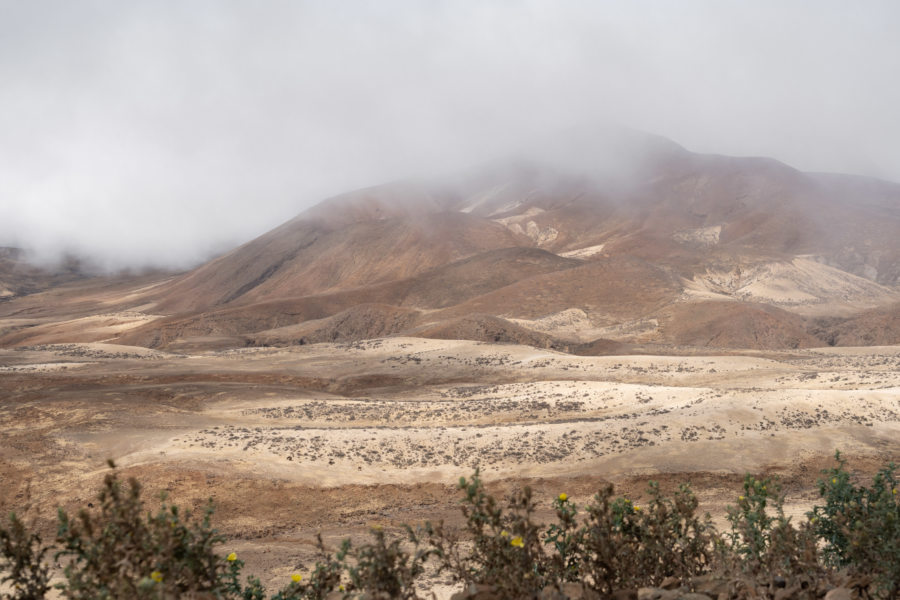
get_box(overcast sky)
[2,1,899,271]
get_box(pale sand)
[683,258,900,316]
[4,337,900,598]
[559,244,606,259]
[82,336,900,487]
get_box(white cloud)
[1,0,898,269]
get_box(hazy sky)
[2,1,899,270]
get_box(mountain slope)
[0,247,87,300]
[811,301,900,346]
[5,127,900,352]
[156,211,527,313]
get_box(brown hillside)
[116,292,376,349]
[814,301,900,346]
[434,256,684,321]
[659,301,822,349]
[249,304,421,346]
[6,128,900,352]
[391,247,580,309]
[156,211,526,313]
[152,130,900,319]
[414,314,564,349]
[117,248,580,349]
[0,247,87,300]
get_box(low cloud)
[2,1,898,270]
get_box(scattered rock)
[450,583,502,600]
[824,588,852,600]
[773,585,801,600]
[637,589,712,600]
[660,576,680,590]
[637,588,679,600]
[539,582,603,599]
[690,574,730,597]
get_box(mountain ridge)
[3,128,900,351]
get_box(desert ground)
[2,336,899,594]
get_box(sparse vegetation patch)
[2,454,899,599]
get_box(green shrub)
[580,481,716,592]
[268,534,342,600]
[724,474,825,597]
[0,512,51,600]
[425,471,549,597]
[53,463,262,599]
[3,454,900,599]
[810,452,900,596]
[543,491,583,583]
[338,525,433,599]
[579,483,643,592]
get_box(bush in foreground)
[1,453,898,599]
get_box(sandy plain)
[2,337,900,594]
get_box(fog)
[1,1,899,271]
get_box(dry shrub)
[3,454,900,599]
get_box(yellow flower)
[500,530,509,538]
[739,495,745,501]
[227,552,237,562]
[291,574,302,583]
[558,493,568,502]
[339,585,345,592]
[634,505,641,511]
[510,536,524,548]
[150,571,163,583]
[832,478,838,484]
[893,488,897,495]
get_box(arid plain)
[3,333,900,591]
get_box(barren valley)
[2,131,900,594]
[2,336,899,592]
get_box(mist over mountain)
[3,3,900,350]
[3,127,899,352]
[2,2,900,270]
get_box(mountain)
[0,247,87,301]
[3,127,900,351]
